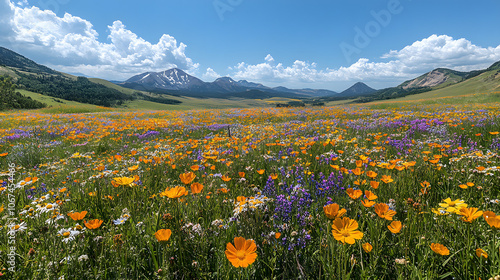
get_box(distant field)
[16,88,281,113]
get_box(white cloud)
[264,54,274,63]
[0,0,198,80]
[0,0,15,41]
[382,34,500,71]
[202,67,221,81]
[229,35,500,88]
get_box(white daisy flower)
[57,228,81,243]
[9,221,27,232]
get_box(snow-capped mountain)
[119,68,338,98]
[124,68,206,91]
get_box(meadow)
[1,103,500,279]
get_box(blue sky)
[1,0,500,91]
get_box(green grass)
[122,97,275,110]
[88,78,141,96]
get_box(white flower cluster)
[181,223,203,238]
[232,194,272,217]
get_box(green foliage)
[16,73,136,107]
[133,91,182,105]
[0,75,46,110]
[356,87,433,103]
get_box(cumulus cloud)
[229,35,500,87]
[0,0,198,80]
[202,67,221,81]
[382,34,500,71]
[0,0,15,41]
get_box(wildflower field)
[1,104,500,279]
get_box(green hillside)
[393,68,500,101]
[0,76,46,110]
[0,47,58,74]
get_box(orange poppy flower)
[238,172,245,178]
[160,186,188,199]
[476,248,488,258]
[225,237,257,268]
[331,217,364,244]
[128,165,139,172]
[190,182,204,194]
[483,211,496,220]
[351,168,363,176]
[366,171,377,178]
[68,211,87,221]
[190,165,200,171]
[430,243,450,255]
[489,131,499,135]
[486,216,500,229]
[257,169,265,175]
[381,175,393,183]
[353,179,366,186]
[374,203,396,220]
[458,207,483,223]
[270,174,278,180]
[361,199,375,208]
[155,229,172,242]
[85,219,103,229]
[330,165,340,170]
[221,175,231,182]
[387,221,402,234]
[370,181,380,189]
[362,242,373,253]
[364,190,377,200]
[346,188,363,200]
[323,203,347,219]
[180,172,196,185]
[218,188,229,193]
[236,196,247,205]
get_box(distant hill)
[119,68,336,98]
[353,61,500,103]
[337,82,376,97]
[0,46,180,107]
[272,86,337,97]
[399,68,470,90]
[0,47,58,75]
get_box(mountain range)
[118,68,341,98]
